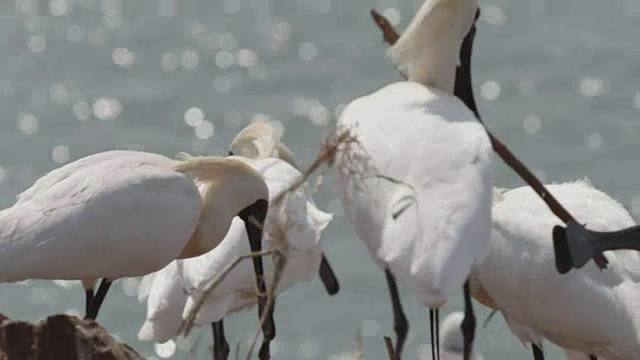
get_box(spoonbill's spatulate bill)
[334,0,488,358]
[138,157,332,360]
[553,221,640,273]
[0,150,269,322]
[473,181,640,360]
[228,119,340,296]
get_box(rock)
[0,314,144,360]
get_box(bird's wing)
[183,293,236,325]
[336,82,492,306]
[0,151,202,282]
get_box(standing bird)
[0,150,270,322]
[472,180,640,360]
[333,0,490,359]
[228,120,340,296]
[421,311,483,360]
[138,156,333,360]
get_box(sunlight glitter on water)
[299,42,318,62]
[184,107,205,127]
[17,113,39,135]
[480,80,501,101]
[112,47,136,68]
[160,52,179,72]
[215,50,235,69]
[52,145,70,164]
[194,120,215,140]
[523,114,542,134]
[179,49,200,70]
[28,35,47,54]
[579,77,606,97]
[92,98,122,120]
[482,4,507,26]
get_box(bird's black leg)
[85,289,94,315]
[532,344,544,360]
[84,278,112,320]
[430,309,441,360]
[384,269,408,359]
[589,356,597,360]
[318,254,340,295]
[212,319,230,360]
[257,297,276,360]
[239,200,274,360]
[435,309,440,360]
[461,281,476,360]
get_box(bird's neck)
[390,0,475,93]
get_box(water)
[0,0,638,358]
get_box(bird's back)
[0,150,202,282]
[335,81,492,307]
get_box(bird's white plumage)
[334,81,492,307]
[473,180,640,359]
[137,261,187,342]
[0,150,202,281]
[228,119,298,169]
[138,157,332,341]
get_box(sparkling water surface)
[0,1,639,359]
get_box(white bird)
[138,156,333,360]
[228,120,340,295]
[332,0,489,359]
[421,311,484,360]
[228,119,298,170]
[0,150,270,322]
[472,180,640,360]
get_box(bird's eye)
[228,151,234,156]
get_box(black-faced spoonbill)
[0,150,270,323]
[332,0,490,359]
[472,181,640,360]
[137,156,333,360]
[228,119,340,297]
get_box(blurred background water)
[0,0,638,359]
